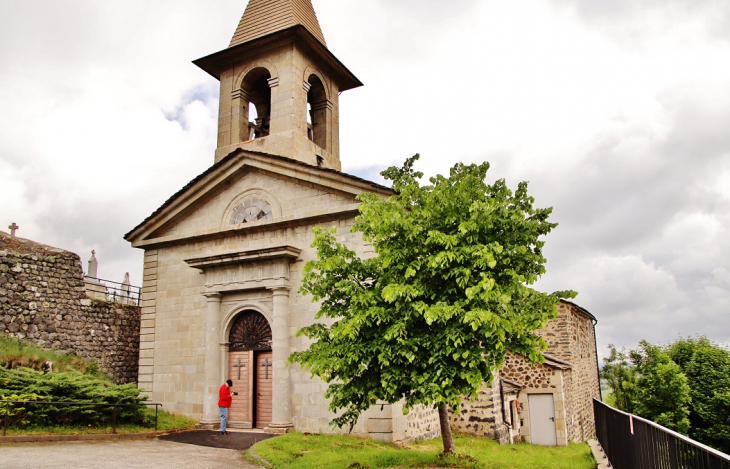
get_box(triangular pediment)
[124,150,391,248]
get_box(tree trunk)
[438,402,456,454]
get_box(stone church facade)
[124,0,437,440]
[125,0,600,445]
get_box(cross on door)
[261,358,272,379]
[232,358,246,379]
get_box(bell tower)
[194,0,362,171]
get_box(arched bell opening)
[227,310,273,429]
[306,74,328,151]
[240,67,272,140]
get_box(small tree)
[668,336,730,453]
[289,155,574,454]
[628,341,691,434]
[601,344,637,413]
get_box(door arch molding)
[221,303,272,344]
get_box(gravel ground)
[0,435,267,469]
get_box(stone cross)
[232,358,246,380]
[261,358,272,379]
[87,250,98,278]
[8,222,18,236]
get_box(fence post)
[3,401,8,437]
[112,405,117,434]
[155,405,158,432]
[668,436,678,469]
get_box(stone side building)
[0,231,141,384]
[450,300,601,446]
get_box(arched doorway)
[227,310,272,429]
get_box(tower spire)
[195,0,361,169]
[230,0,327,48]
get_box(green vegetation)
[290,155,574,454]
[668,336,730,453]
[1,408,197,436]
[0,334,100,375]
[0,366,147,428]
[602,336,730,453]
[0,334,194,435]
[250,433,595,469]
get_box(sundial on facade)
[229,198,273,224]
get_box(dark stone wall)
[0,232,140,384]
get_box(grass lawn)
[1,409,196,436]
[0,335,99,375]
[250,433,596,469]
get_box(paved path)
[0,438,264,469]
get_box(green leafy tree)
[628,341,691,434]
[602,342,691,434]
[289,155,574,454]
[668,336,730,453]
[600,344,637,413]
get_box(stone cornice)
[193,26,362,91]
[185,245,300,294]
[129,203,359,249]
[184,245,301,270]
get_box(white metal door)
[528,394,557,445]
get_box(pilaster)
[138,249,158,394]
[201,292,223,425]
[231,88,251,143]
[266,285,293,433]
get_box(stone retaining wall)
[0,232,140,384]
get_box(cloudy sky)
[1,0,729,359]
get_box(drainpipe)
[499,379,508,425]
[592,318,602,401]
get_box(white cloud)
[1,0,729,356]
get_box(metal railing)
[84,276,141,306]
[593,398,730,469]
[2,400,162,436]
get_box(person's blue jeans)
[219,406,229,433]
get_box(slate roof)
[501,378,523,393]
[230,0,326,48]
[124,148,392,241]
[542,353,573,369]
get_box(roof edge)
[193,25,362,91]
[124,148,392,242]
[560,299,597,322]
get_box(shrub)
[0,367,146,428]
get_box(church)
[125,0,600,445]
[124,0,421,439]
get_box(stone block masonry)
[0,231,140,384]
[449,376,510,444]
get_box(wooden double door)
[228,350,273,428]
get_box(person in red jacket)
[218,379,237,435]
